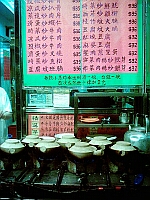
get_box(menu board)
[146,0,150,86]
[22,0,143,87]
[28,114,74,136]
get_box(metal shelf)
[25,107,125,115]
[25,107,74,114]
[76,122,129,128]
[74,91,142,137]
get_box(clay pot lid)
[116,141,131,146]
[26,135,39,139]
[5,139,20,144]
[39,136,55,141]
[55,133,74,140]
[89,139,112,146]
[40,137,55,143]
[62,135,75,139]
[86,134,117,141]
[69,142,96,153]
[110,143,136,152]
[93,136,107,140]
[58,135,79,144]
[75,142,89,147]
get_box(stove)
[0,153,150,199]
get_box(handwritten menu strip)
[28,114,74,136]
[4,50,10,80]
[26,0,138,75]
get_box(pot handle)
[134,113,139,127]
[121,151,125,156]
[9,148,16,154]
[65,142,72,148]
[93,149,104,156]
[134,114,149,134]
[134,113,146,126]
[145,115,149,136]
[40,146,47,153]
[98,145,105,150]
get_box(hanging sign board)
[145,0,150,86]
[28,114,74,136]
[22,0,143,87]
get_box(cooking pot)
[22,135,41,147]
[89,136,112,150]
[110,141,136,156]
[57,134,80,148]
[68,141,104,159]
[54,133,74,140]
[0,139,25,154]
[124,115,150,153]
[35,138,60,153]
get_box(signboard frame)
[21,0,144,88]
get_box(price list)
[24,0,141,87]
[128,2,138,72]
[28,114,74,136]
[81,0,138,73]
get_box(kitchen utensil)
[80,118,99,123]
[57,134,79,148]
[110,141,136,156]
[89,136,112,150]
[124,115,150,153]
[119,112,130,124]
[1,139,25,154]
[68,141,104,159]
[35,138,60,153]
[22,135,41,147]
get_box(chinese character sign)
[23,0,142,86]
[4,50,10,80]
[28,114,74,136]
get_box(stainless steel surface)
[76,122,129,128]
[74,91,143,98]
[25,107,123,114]
[74,92,136,137]
[124,114,150,153]
[25,107,74,114]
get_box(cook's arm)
[0,111,12,120]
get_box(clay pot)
[110,141,136,156]
[35,138,60,153]
[68,141,104,159]
[57,134,80,148]
[0,139,25,154]
[22,135,41,147]
[89,136,112,150]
